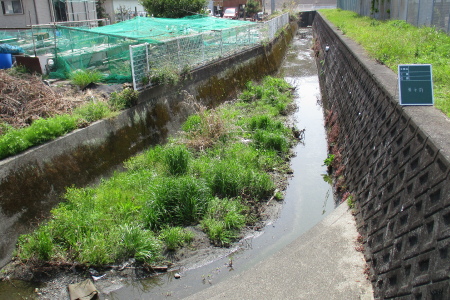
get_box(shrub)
[108,88,139,111]
[140,0,207,18]
[151,64,179,85]
[69,69,103,87]
[182,114,202,132]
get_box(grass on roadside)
[319,9,450,117]
[15,76,295,266]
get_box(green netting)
[49,15,255,82]
[48,26,138,81]
[1,14,287,85]
[89,15,254,43]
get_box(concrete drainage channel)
[0,17,344,299]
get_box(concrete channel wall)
[0,20,298,269]
[313,13,450,299]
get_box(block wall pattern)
[313,13,450,300]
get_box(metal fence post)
[176,38,181,70]
[201,33,205,65]
[145,42,150,87]
[129,45,136,90]
[236,27,238,52]
[145,42,149,74]
[220,30,223,57]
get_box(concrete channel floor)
[184,203,374,300]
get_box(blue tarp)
[0,44,24,54]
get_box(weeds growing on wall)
[108,87,139,110]
[320,9,450,117]
[15,76,297,267]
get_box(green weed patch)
[320,9,450,117]
[0,87,140,160]
[15,76,296,266]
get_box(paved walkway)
[184,203,374,300]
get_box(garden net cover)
[49,15,252,81]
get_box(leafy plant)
[323,154,335,167]
[108,88,139,110]
[246,0,261,15]
[151,64,179,85]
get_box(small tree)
[246,0,261,16]
[139,0,208,18]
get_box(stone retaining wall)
[313,13,450,299]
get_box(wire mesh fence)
[1,13,289,88]
[337,0,450,34]
[130,12,290,90]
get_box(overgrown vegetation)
[150,64,180,85]
[0,88,138,160]
[15,76,296,266]
[108,87,139,110]
[320,9,450,117]
[69,70,103,87]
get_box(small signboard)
[398,64,434,105]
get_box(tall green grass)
[69,70,103,87]
[320,9,450,117]
[0,87,142,160]
[0,101,111,160]
[15,76,295,266]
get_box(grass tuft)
[162,145,190,176]
[69,69,103,87]
[159,226,194,250]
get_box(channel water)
[0,27,337,299]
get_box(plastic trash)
[68,279,98,300]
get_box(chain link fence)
[337,0,450,34]
[130,13,290,90]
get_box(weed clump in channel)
[15,76,297,266]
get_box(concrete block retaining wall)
[313,13,450,299]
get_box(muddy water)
[95,27,337,299]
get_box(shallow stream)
[0,27,337,300]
